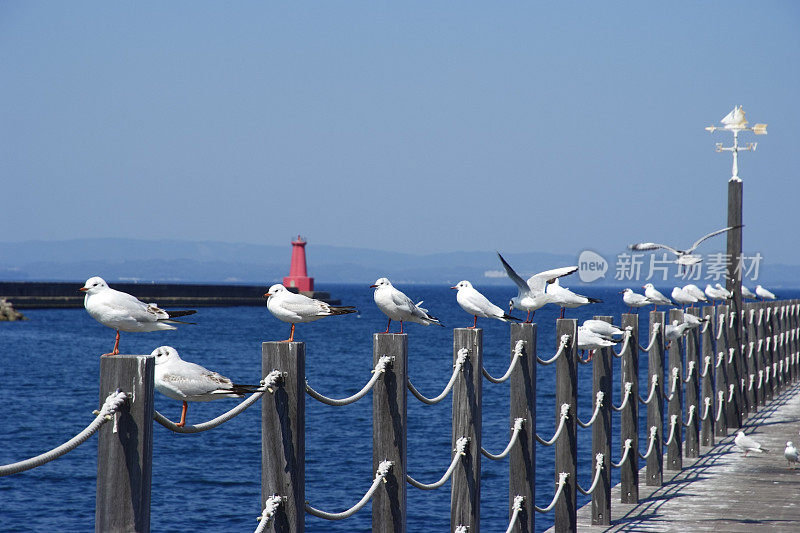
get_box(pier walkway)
[557,382,800,532]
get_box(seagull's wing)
[629,242,681,255]
[497,253,531,294]
[390,288,417,314]
[738,434,761,449]
[279,291,330,317]
[527,266,578,293]
[689,225,743,252]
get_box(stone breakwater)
[0,298,27,321]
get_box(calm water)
[2,283,791,532]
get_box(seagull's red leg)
[102,331,121,356]
[400,321,404,334]
[383,319,392,334]
[524,310,531,323]
[560,307,565,319]
[177,401,188,427]
[282,323,295,342]
[469,315,477,329]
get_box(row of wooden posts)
[94,299,799,532]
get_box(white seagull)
[665,320,692,348]
[683,284,708,304]
[704,283,728,303]
[628,225,743,266]
[546,279,602,318]
[755,285,777,300]
[451,280,520,328]
[371,278,444,333]
[784,441,799,468]
[671,287,698,309]
[681,312,708,330]
[621,288,650,313]
[577,326,618,361]
[643,283,673,310]
[715,283,732,299]
[497,252,578,323]
[582,319,624,339]
[152,346,259,427]
[264,284,357,342]
[734,431,769,456]
[741,285,758,299]
[80,276,196,356]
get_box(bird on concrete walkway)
[734,431,769,456]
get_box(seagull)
[755,285,777,300]
[628,225,743,266]
[582,319,624,339]
[371,277,444,333]
[665,320,692,349]
[497,252,578,323]
[152,346,259,427]
[741,285,758,299]
[80,276,197,356]
[643,283,673,310]
[704,283,728,303]
[451,280,520,328]
[671,287,698,309]
[577,326,618,362]
[715,283,733,299]
[785,441,799,468]
[681,313,708,330]
[264,284,357,342]
[546,279,602,318]
[621,288,650,313]
[682,284,708,305]
[734,431,769,456]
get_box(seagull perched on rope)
[81,276,197,356]
[371,277,444,333]
[643,283,673,310]
[497,252,578,323]
[620,288,650,313]
[734,431,769,456]
[628,225,743,268]
[451,280,520,328]
[755,285,777,300]
[545,279,602,318]
[152,346,260,427]
[264,284,357,342]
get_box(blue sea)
[2,284,793,532]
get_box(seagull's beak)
[263,293,271,298]
[450,286,457,290]
[369,284,378,288]
[78,287,88,292]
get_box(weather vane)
[705,105,767,181]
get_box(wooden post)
[372,334,407,533]
[684,307,700,458]
[700,306,716,446]
[620,314,639,503]
[452,329,482,533]
[715,305,729,438]
[726,177,743,406]
[666,309,683,471]
[96,355,154,533]
[770,305,782,395]
[755,303,767,407]
[591,316,612,525]
[509,323,536,532]
[745,304,758,413]
[555,319,578,533]
[262,342,305,533]
[726,301,745,424]
[646,311,664,486]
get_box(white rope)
[638,322,661,352]
[455,526,467,533]
[727,348,736,365]
[504,495,525,533]
[729,312,736,329]
[536,404,570,446]
[577,453,604,495]
[154,371,281,433]
[747,342,755,360]
[727,383,735,403]
[716,351,725,369]
[748,374,755,392]
[255,495,284,533]
[666,368,679,402]
[638,375,659,405]
[306,461,393,520]
[716,314,726,340]
[611,382,633,412]
[758,338,763,352]
[407,349,469,405]
[407,437,468,490]
[682,405,696,428]
[757,308,764,327]
[699,396,712,421]
[611,439,633,468]
[577,392,604,428]
[482,418,524,460]
[701,315,712,334]
[307,356,391,406]
[683,361,696,383]
[537,335,569,365]
[638,426,658,460]
[757,369,764,390]
[700,355,712,379]
[765,366,771,383]
[534,473,569,513]
[612,328,633,357]
[0,391,127,476]
[664,415,679,446]
[714,390,725,422]
[483,340,525,383]
[749,308,755,326]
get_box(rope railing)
[0,390,128,477]
[481,418,524,460]
[701,315,712,334]
[727,383,735,403]
[714,391,725,422]
[577,391,604,428]
[682,405,696,428]
[307,356,392,406]
[757,308,764,327]
[700,355,712,378]
[255,495,284,533]
[757,369,764,390]
[699,397,712,422]
[407,348,469,405]
[610,438,633,468]
[537,335,569,365]
[748,374,755,392]
[665,368,679,402]
[638,426,658,460]
[576,453,604,495]
[765,366,771,384]
[638,322,661,352]
[664,415,679,446]
[717,314,725,340]
[683,361,696,383]
[611,382,633,412]
[729,312,735,329]
[536,404,570,446]
[612,328,632,357]
[716,351,724,369]
[154,371,281,434]
[305,460,394,520]
[504,495,525,533]
[483,340,525,384]
[534,472,569,513]
[727,348,736,365]
[638,375,659,405]
[407,437,468,490]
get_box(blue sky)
[2,2,799,262]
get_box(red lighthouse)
[283,236,314,292]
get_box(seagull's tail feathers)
[166,309,198,318]
[159,318,197,325]
[425,314,445,327]
[501,314,522,322]
[328,306,358,316]
[588,297,603,304]
[210,383,262,397]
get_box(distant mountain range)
[1,238,798,288]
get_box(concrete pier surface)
[549,382,800,532]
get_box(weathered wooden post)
[700,305,716,446]
[620,314,639,503]
[372,334,407,533]
[262,342,305,533]
[509,323,536,532]
[452,329,482,533]
[96,355,154,533]
[591,316,612,525]
[646,311,664,486]
[666,309,683,471]
[555,319,578,533]
[715,305,729,438]
[684,307,700,458]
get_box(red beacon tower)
[283,235,314,292]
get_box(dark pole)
[509,323,536,532]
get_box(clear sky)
[2,2,799,262]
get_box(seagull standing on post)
[371,277,444,333]
[755,285,777,300]
[545,279,602,318]
[264,284,357,342]
[683,284,708,305]
[497,252,578,323]
[621,288,650,313]
[451,280,519,328]
[643,283,673,310]
[671,286,698,309]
